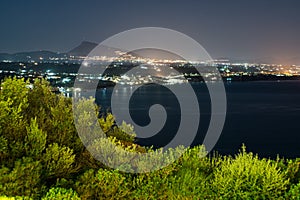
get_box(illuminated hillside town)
[1,48,300,96]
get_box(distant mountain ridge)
[0,41,299,65]
[0,41,99,62]
[0,50,67,62]
[68,41,98,57]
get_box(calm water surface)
[95,81,300,158]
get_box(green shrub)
[2,77,300,199]
[0,157,43,197]
[74,169,99,200]
[286,182,300,200]
[165,146,217,199]
[285,159,300,185]
[25,118,47,158]
[131,173,169,199]
[96,169,130,199]
[0,196,32,200]
[212,145,289,199]
[42,187,80,200]
[26,79,83,154]
[75,169,130,199]
[42,143,76,178]
[129,146,213,199]
[0,136,8,161]
[0,78,29,163]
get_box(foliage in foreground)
[0,77,300,199]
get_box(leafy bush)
[286,182,300,200]
[74,169,131,199]
[74,169,99,199]
[42,143,76,178]
[1,77,300,199]
[165,146,217,199]
[96,169,130,199]
[25,118,47,158]
[0,196,32,200]
[282,158,300,185]
[131,172,170,199]
[42,187,80,200]
[0,77,140,197]
[129,146,214,199]
[0,157,43,197]
[212,145,289,199]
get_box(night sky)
[1,0,300,63]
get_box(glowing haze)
[1,0,300,64]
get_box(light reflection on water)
[76,81,300,158]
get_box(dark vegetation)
[0,77,300,199]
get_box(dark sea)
[95,81,300,158]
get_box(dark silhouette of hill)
[0,41,99,62]
[0,41,299,65]
[0,51,67,62]
[68,41,98,57]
